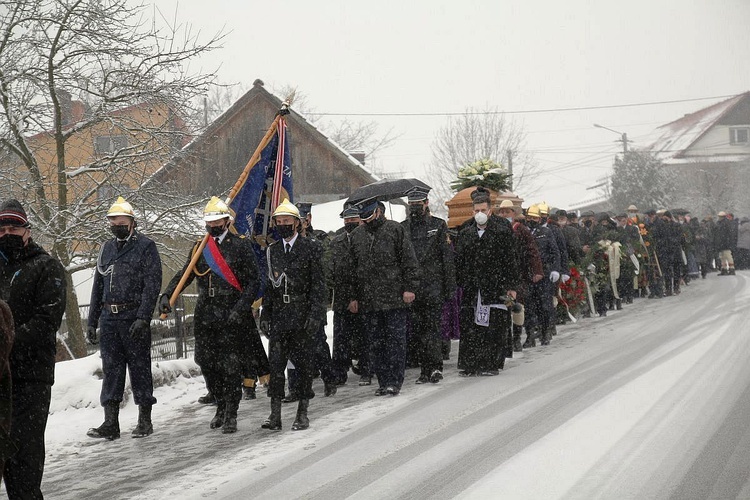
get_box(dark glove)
[304,317,322,336]
[158,294,172,314]
[227,309,242,325]
[87,325,99,345]
[129,319,151,340]
[258,320,271,339]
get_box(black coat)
[89,231,162,325]
[456,216,520,306]
[166,232,260,328]
[561,224,583,265]
[346,218,420,313]
[546,222,569,274]
[0,240,66,385]
[529,224,561,276]
[328,230,354,313]
[401,214,456,304]
[715,217,734,251]
[262,234,326,332]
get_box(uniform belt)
[279,293,308,304]
[200,288,239,298]
[103,302,139,314]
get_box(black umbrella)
[346,178,432,205]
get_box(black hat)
[0,199,30,227]
[597,212,611,222]
[555,209,568,218]
[357,199,379,219]
[616,212,627,219]
[671,208,689,216]
[407,189,429,203]
[663,210,673,218]
[340,205,360,219]
[295,202,312,218]
[645,209,657,216]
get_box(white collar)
[283,232,299,250]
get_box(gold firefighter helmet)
[107,196,135,218]
[203,196,233,222]
[272,198,301,219]
[526,204,542,218]
[538,201,550,216]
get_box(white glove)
[561,274,570,283]
[587,263,596,273]
[549,271,560,283]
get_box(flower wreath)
[450,158,511,193]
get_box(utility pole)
[594,123,630,155]
[507,149,514,191]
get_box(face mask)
[365,216,384,233]
[276,224,295,239]
[583,220,593,228]
[0,234,25,261]
[527,220,539,229]
[409,205,424,219]
[344,222,359,234]
[206,225,225,238]
[474,212,488,226]
[110,224,131,240]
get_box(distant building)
[148,79,377,204]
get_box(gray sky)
[153,0,750,209]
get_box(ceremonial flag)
[202,237,242,291]
[230,117,293,240]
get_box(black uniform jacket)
[530,224,561,276]
[401,214,456,304]
[165,232,260,326]
[262,235,326,332]
[328,230,354,313]
[89,231,162,325]
[0,240,66,385]
[456,216,520,307]
[345,218,420,313]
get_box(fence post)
[175,296,184,359]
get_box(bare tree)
[609,150,675,212]
[427,108,538,216]
[0,0,223,357]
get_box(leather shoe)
[324,383,337,397]
[281,394,299,403]
[415,375,429,384]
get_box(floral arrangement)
[559,265,586,314]
[451,158,511,193]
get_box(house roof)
[151,80,377,184]
[644,92,750,162]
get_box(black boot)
[210,402,225,429]
[243,386,256,400]
[198,391,216,405]
[291,399,309,431]
[261,398,282,430]
[541,327,552,346]
[222,402,238,434]
[131,405,153,438]
[615,299,622,310]
[522,327,536,348]
[513,325,523,352]
[87,401,120,440]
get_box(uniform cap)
[407,189,429,202]
[203,196,233,222]
[295,202,312,218]
[107,196,135,218]
[581,210,596,217]
[272,198,301,219]
[555,209,568,217]
[340,205,360,219]
[0,199,30,227]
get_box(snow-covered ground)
[28,271,750,499]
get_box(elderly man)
[0,199,66,497]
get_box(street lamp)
[594,123,631,154]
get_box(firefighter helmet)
[107,196,135,218]
[272,198,301,219]
[526,204,541,218]
[203,196,233,222]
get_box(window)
[729,127,749,145]
[94,135,129,155]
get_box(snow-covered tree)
[609,150,676,212]
[427,108,538,216]
[0,0,223,357]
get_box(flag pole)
[160,99,292,319]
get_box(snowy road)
[42,272,750,499]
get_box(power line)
[305,94,739,117]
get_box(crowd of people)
[0,189,746,497]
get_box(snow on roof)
[643,93,748,162]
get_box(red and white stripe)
[0,211,28,226]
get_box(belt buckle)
[208,288,215,298]
[110,304,119,314]
[283,294,290,304]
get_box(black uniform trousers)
[287,323,335,395]
[364,308,409,390]
[3,383,51,499]
[99,318,156,407]
[660,252,680,295]
[268,329,315,400]
[331,310,367,384]
[525,279,555,339]
[410,300,443,377]
[194,321,244,412]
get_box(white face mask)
[474,212,488,226]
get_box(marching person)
[87,197,162,441]
[160,197,260,434]
[0,200,66,497]
[401,189,456,384]
[715,211,736,275]
[345,198,420,396]
[455,191,519,375]
[259,199,326,431]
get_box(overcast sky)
[150,0,750,209]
